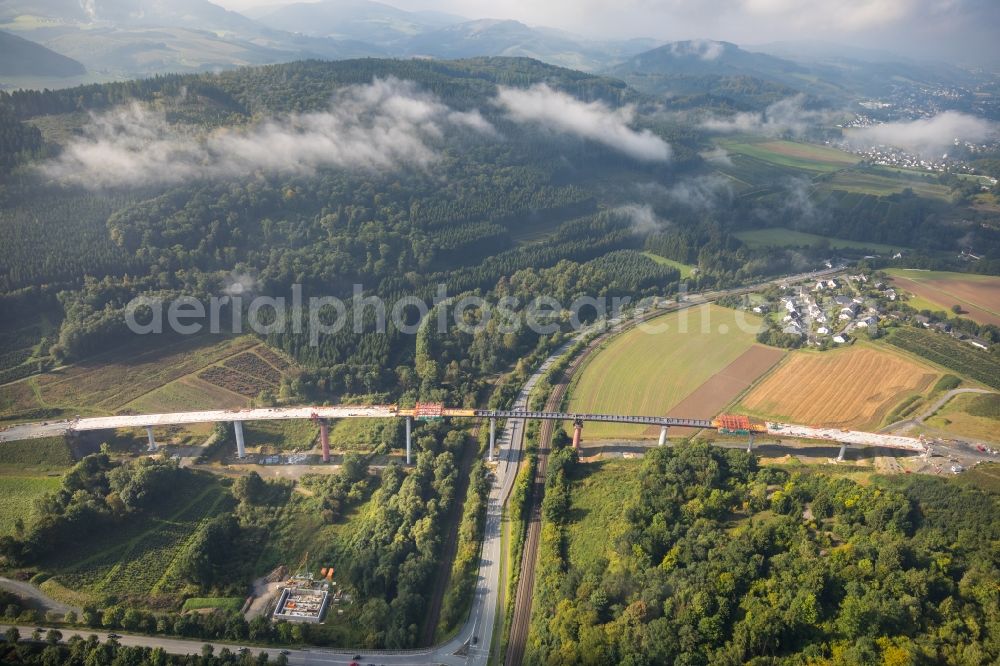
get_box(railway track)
[503,325,613,666]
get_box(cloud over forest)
[495,83,672,162]
[42,78,493,188]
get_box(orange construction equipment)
[712,414,767,434]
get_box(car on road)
[107,633,121,639]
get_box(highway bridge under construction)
[0,402,929,463]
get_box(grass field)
[326,418,401,452]
[566,305,765,439]
[735,228,904,253]
[959,463,1000,493]
[737,345,939,429]
[886,269,1000,327]
[0,334,259,421]
[0,473,63,535]
[641,252,696,279]
[719,139,858,173]
[41,471,231,607]
[821,170,953,201]
[925,393,1000,443]
[244,419,319,452]
[565,459,640,567]
[0,437,74,468]
[0,336,301,441]
[181,597,245,613]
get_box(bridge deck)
[0,405,926,452]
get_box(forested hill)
[1,57,635,120]
[0,54,994,412]
[0,56,908,407]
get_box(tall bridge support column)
[145,425,157,452]
[837,443,847,462]
[746,432,755,454]
[233,421,246,458]
[405,417,412,465]
[658,426,669,447]
[572,419,583,451]
[489,417,496,462]
[319,419,330,463]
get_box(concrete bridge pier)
[572,419,583,451]
[837,443,847,462]
[658,425,669,447]
[319,419,330,463]
[488,417,496,462]
[234,421,246,458]
[405,416,412,465]
[746,432,755,454]
[145,425,157,452]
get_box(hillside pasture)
[566,305,765,439]
[243,419,319,451]
[642,252,696,279]
[21,335,258,415]
[735,227,903,253]
[0,473,64,535]
[737,346,939,430]
[43,471,230,607]
[0,437,74,468]
[887,269,1000,327]
[719,139,858,173]
[925,392,1000,444]
[821,170,953,201]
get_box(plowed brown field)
[738,346,938,429]
[665,344,786,422]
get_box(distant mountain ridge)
[609,38,987,103]
[0,29,85,77]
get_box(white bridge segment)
[766,423,927,451]
[0,406,400,442]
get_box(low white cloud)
[495,83,671,162]
[847,111,998,158]
[636,174,733,212]
[42,78,493,188]
[614,203,666,233]
[701,94,834,138]
[669,39,726,60]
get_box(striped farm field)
[737,345,939,430]
[566,304,767,439]
[887,269,1000,327]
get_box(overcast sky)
[219,0,999,63]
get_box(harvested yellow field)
[738,346,938,429]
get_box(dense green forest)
[0,420,471,648]
[1,55,998,404]
[527,442,1000,665]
